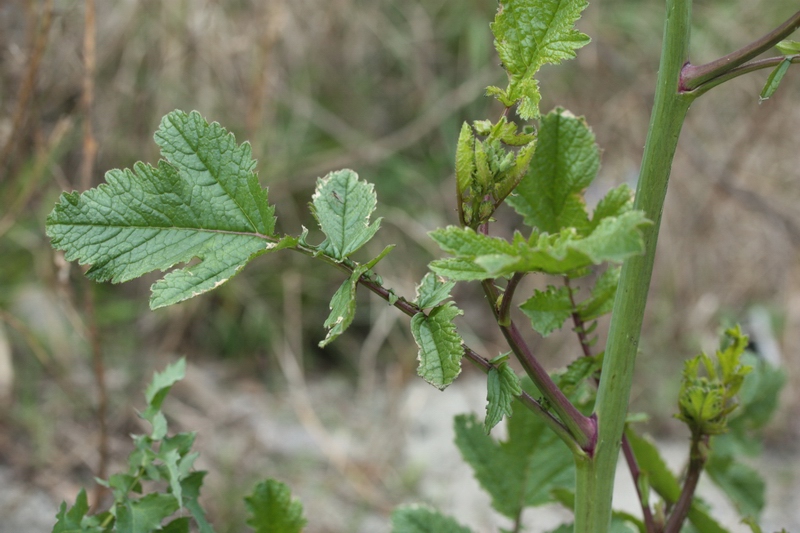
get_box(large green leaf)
[245,479,307,533]
[507,108,598,234]
[489,0,590,118]
[705,455,764,519]
[46,110,276,309]
[411,303,465,390]
[311,169,382,260]
[391,505,473,533]
[455,378,574,519]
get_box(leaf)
[507,108,598,234]
[455,122,476,198]
[47,110,277,310]
[142,357,186,440]
[759,58,791,101]
[578,266,620,321]
[115,493,180,533]
[485,361,522,432]
[490,0,590,118]
[429,212,648,280]
[775,40,800,56]
[390,505,474,533]
[311,169,382,260]
[590,184,634,230]
[705,454,765,519]
[519,285,573,337]
[52,489,105,533]
[411,303,465,390]
[455,378,574,519]
[414,272,457,309]
[245,479,307,533]
[181,472,217,533]
[319,266,366,347]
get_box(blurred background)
[1,0,799,531]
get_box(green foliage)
[390,505,474,533]
[310,169,382,261]
[519,285,573,336]
[244,479,308,533]
[410,303,465,390]
[675,326,752,436]
[414,272,457,310]
[52,358,217,533]
[319,267,365,348]
[429,210,648,280]
[489,0,591,119]
[507,108,599,234]
[484,359,523,432]
[454,378,574,520]
[46,111,277,310]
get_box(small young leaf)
[390,505,474,533]
[519,285,573,337]
[775,40,800,56]
[180,471,217,533]
[490,0,590,118]
[507,108,598,234]
[245,479,307,533]
[484,361,522,432]
[455,122,476,199]
[311,169,382,260]
[411,303,465,390]
[759,58,791,102]
[414,272,457,309]
[319,267,367,347]
[47,110,277,310]
[115,493,181,533]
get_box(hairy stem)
[577,0,696,530]
[681,9,800,92]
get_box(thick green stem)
[574,0,696,530]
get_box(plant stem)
[564,276,593,358]
[482,280,595,450]
[498,272,524,326]
[663,434,708,533]
[686,55,800,97]
[681,9,800,92]
[576,0,696,531]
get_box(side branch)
[681,9,800,92]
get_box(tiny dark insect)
[331,191,343,203]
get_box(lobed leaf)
[390,505,474,533]
[429,211,648,280]
[311,169,382,260]
[411,303,465,390]
[519,285,573,337]
[115,493,181,533]
[577,267,620,322]
[507,108,598,234]
[490,0,590,118]
[245,479,308,533]
[47,110,277,310]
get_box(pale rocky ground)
[1,361,798,533]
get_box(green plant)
[46,1,798,532]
